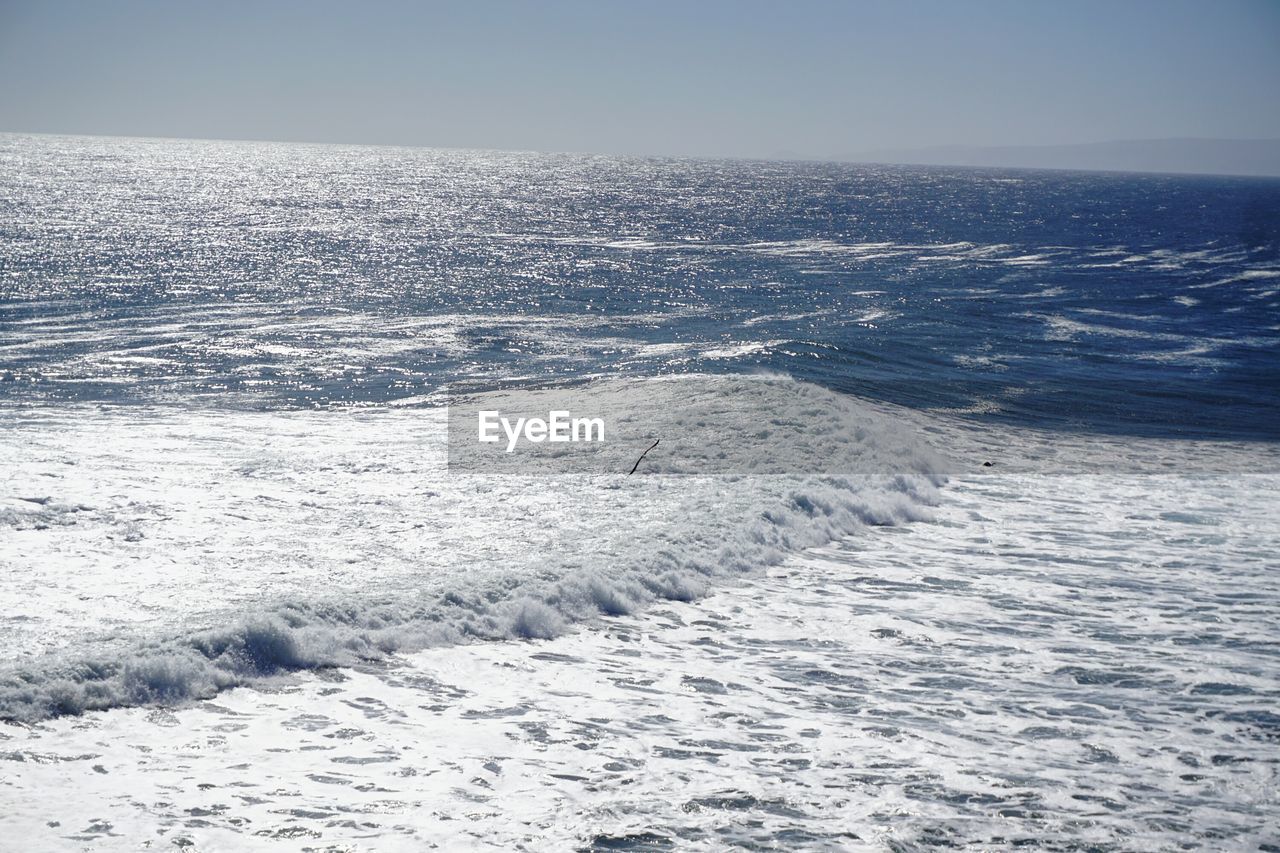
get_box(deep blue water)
[2,133,1278,438]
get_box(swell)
[0,378,948,721]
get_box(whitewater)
[0,377,946,718]
[2,133,1278,849]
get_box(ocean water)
[1,133,1278,849]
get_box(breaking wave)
[0,377,948,721]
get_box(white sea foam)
[0,377,946,721]
[699,340,783,359]
[2,420,1275,850]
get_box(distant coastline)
[851,137,1280,178]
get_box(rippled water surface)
[2,134,1278,850]
[3,133,1278,435]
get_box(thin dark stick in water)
[629,439,660,475]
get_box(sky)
[1,0,1279,160]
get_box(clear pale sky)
[1,0,1278,159]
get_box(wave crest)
[0,377,947,721]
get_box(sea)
[1,133,1278,850]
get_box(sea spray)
[0,377,947,721]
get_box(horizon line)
[3,127,1279,181]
